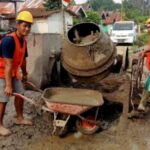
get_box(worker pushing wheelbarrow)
[14,81,104,137]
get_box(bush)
[136,33,149,47]
[73,10,100,25]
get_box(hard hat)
[16,11,33,23]
[146,18,150,24]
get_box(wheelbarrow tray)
[45,101,93,115]
[41,87,103,107]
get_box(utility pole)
[61,0,66,36]
[14,1,17,17]
[121,0,123,20]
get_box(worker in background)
[0,11,33,136]
[138,21,150,111]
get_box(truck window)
[113,23,133,30]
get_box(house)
[101,11,121,25]
[100,11,121,35]
[81,1,92,11]
[0,0,78,34]
[3,8,76,34]
[67,5,87,18]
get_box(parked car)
[110,21,137,44]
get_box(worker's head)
[147,24,150,34]
[16,11,33,37]
[145,18,150,34]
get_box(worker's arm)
[4,58,13,96]
[21,59,28,82]
[143,45,150,53]
[139,45,150,58]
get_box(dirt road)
[1,45,150,150]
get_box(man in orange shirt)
[138,22,150,111]
[0,11,33,136]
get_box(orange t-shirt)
[145,40,150,70]
[146,53,150,70]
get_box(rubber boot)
[138,90,150,111]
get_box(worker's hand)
[4,86,13,96]
[139,51,145,58]
[22,74,28,82]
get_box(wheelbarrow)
[13,82,104,136]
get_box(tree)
[43,0,61,10]
[89,0,120,11]
[84,11,100,24]
[122,0,149,23]
[73,10,100,25]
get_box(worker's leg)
[0,102,11,136]
[0,78,12,135]
[13,78,32,125]
[138,90,150,111]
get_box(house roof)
[0,0,76,16]
[68,5,81,13]
[3,8,76,20]
[101,11,121,24]
[0,0,44,14]
[81,2,92,11]
[67,5,87,17]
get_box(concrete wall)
[26,33,62,88]
[31,18,49,33]
[31,12,73,34]
[47,13,62,34]
[0,20,9,30]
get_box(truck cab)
[110,21,137,44]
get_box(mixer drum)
[61,22,116,82]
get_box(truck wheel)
[75,116,100,135]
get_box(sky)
[75,0,122,4]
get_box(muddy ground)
[1,45,150,150]
[0,73,150,150]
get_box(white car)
[110,21,137,44]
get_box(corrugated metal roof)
[3,8,61,19]
[68,5,81,13]
[3,8,76,19]
[0,0,77,18]
[67,5,86,17]
[0,0,43,14]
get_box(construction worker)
[0,11,33,136]
[138,22,150,111]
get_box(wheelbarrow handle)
[13,93,54,113]
[13,93,36,105]
[23,81,43,93]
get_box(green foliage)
[136,33,149,47]
[123,0,149,24]
[134,16,149,25]
[89,0,120,11]
[43,0,61,10]
[73,11,100,25]
[84,11,100,24]
[73,18,82,25]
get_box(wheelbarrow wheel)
[75,116,100,135]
